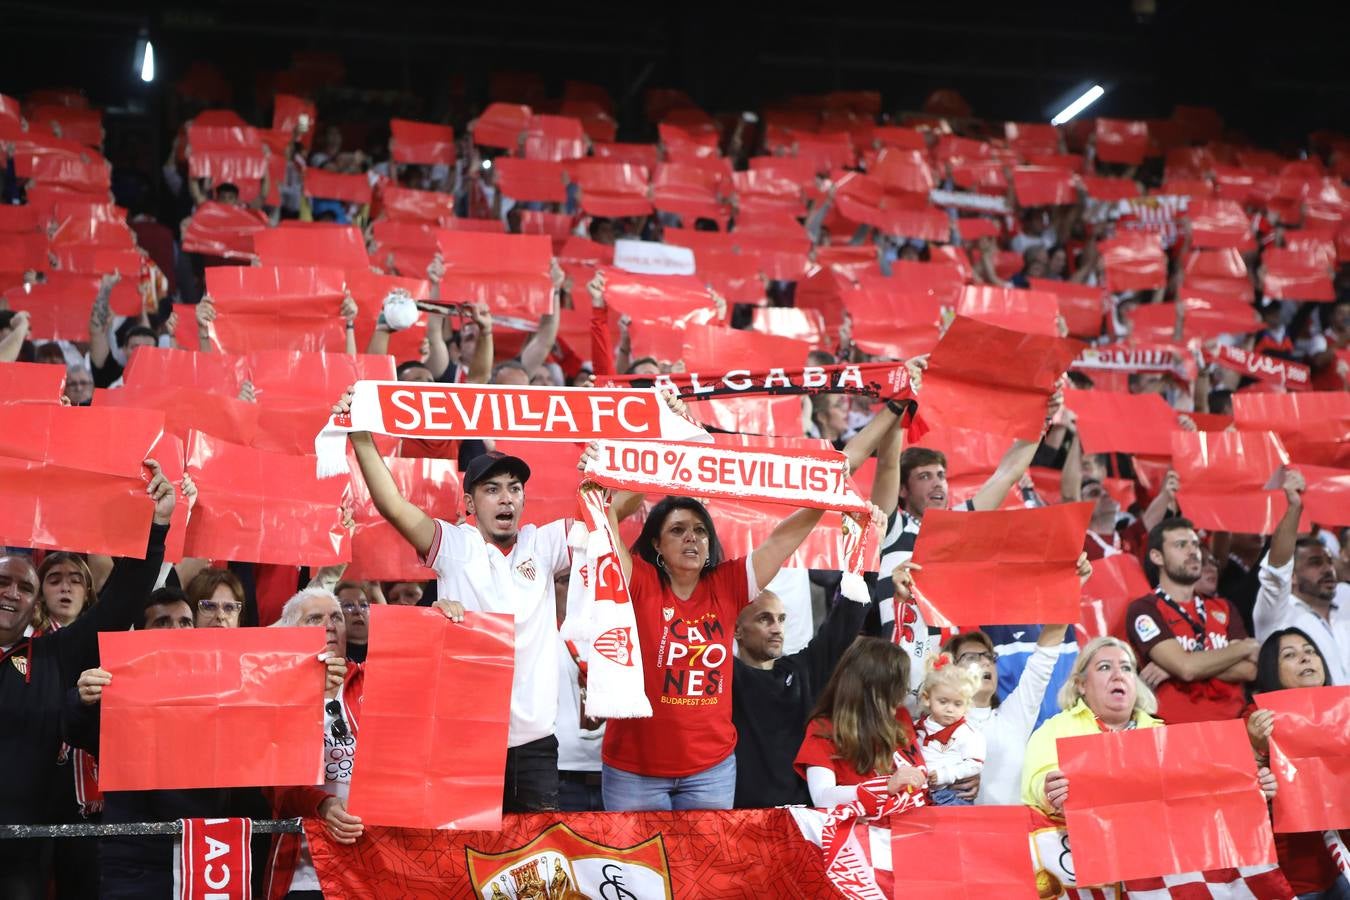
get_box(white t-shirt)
[1254,553,1349,686]
[424,518,571,747]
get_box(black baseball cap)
[463,451,531,492]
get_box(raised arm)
[971,388,1062,511]
[1140,470,1179,532]
[519,278,561,377]
[466,302,494,384]
[750,507,828,593]
[1266,469,1305,569]
[336,389,436,557]
[0,310,30,363]
[88,274,118,371]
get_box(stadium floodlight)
[1050,84,1104,126]
[134,36,155,83]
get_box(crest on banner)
[467,822,673,899]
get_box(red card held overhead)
[599,267,716,328]
[180,201,269,261]
[433,231,553,323]
[1099,232,1166,292]
[252,225,369,272]
[1255,686,1350,833]
[303,168,372,206]
[569,161,652,218]
[493,157,567,204]
[0,361,66,405]
[1232,392,1350,445]
[204,265,347,354]
[1027,278,1105,339]
[1171,430,1302,535]
[97,627,327,791]
[346,455,458,582]
[347,607,514,830]
[889,806,1041,900]
[1078,553,1152,647]
[1262,247,1335,301]
[389,118,455,166]
[1094,118,1150,165]
[1066,388,1178,457]
[376,184,457,224]
[183,430,349,566]
[1186,199,1255,251]
[98,381,262,448]
[1058,719,1278,885]
[1012,166,1078,207]
[273,94,316,150]
[680,326,812,374]
[917,316,1083,443]
[956,285,1061,337]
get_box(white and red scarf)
[1206,343,1311,390]
[606,362,915,403]
[175,817,252,900]
[314,381,710,476]
[561,438,874,719]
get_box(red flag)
[568,160,652,217]
[911,502,1093,626]
[918,316,1083,442]
[493,158,567,203]
[1059,719,1278,884]
[889,806,1040,899]
[252,225,369,271]
[1012,166,1078,207]
[1095,119,1150,165]
[303,169,372,205]
[0,406,163,556]
[180,201,269,261]
[0,361,66,405]
[183,430,349,566]
[1079,553,1152,646]
[1256,686,1350,833]
[1067,389,1178,456]
[97,627,326,791]
[1100,233,1166,292]
[956,285,1061,336]
[432,231,552,323]
[346,608,514,829]
[204,265,346,353]
[389,118,455,166]
[346,455,458,581]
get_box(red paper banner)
[568,161,652,217]
[1078,553,1153,645]
[1099,233,1166,292]
[1170,430,1302,534]
[1058,719,1278,885]
[1232,392,1350,445]
[389,118,456,166]
[493,158,567,203]
[680,326,812,373]
[183,430,349,566]
[50,245,143,277]
[1027,278,1105,339]
[252,225,369,272]
[0,361,66,405]
[3,272,141,341]
[1129,293,1260,342]
[204,265,347,353]
[1095,119,1150,165]
[433,231,553,322]
[99,382,262,448]
[376,185,458,223]
[1012,166,1078,207]
[346,455,457,581]
[889,806,1040,900]
[181,201,270,261]
[1067,389,1178,456]
[98,627,326,791]
[599,267,716,327]
[956,285,1061,336]
[1186,199,1255,251]
[523,114,588,162]
[273,94,316,149]
[1262,247,1335,301]
[918,316,1083,442]
[347,608,514,830]
[1256,686,1350,833]
[0,406,163,556]
[306,809,836,899]
[472,103,531,150]
[911,502,1094,626]
[303,168,372,205]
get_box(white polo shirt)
[424,518,571,747]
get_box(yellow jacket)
[1020,699,1163,816]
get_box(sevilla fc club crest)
[515,559,538,581]
[10,653,27,676]
[467,822,673,899]
[593,627,634,666]
[662,606,674,622]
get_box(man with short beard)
[1126,516,1259,724]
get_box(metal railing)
[0,819,303,839]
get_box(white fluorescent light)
[1050,84,1104,125]
[140,40,155,83]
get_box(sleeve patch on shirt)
[1134,614,1161,642]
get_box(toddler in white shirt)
[916,653,986,806]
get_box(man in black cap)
[338,385,573,811]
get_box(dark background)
[2,2,1345,147]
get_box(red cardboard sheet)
[0,406,164,556]
[183,430,349,566]
[1066,389,1177,457]
[433,231,553,322]
[204,265,347,353]
[1256,686,1350,833]
[181,201,270,261]
[389,119,455,166]
[347,608,514,830]
[98,627,327,791]
[889,806,1040,900]
[918,316,1082,442]
[1059,719,1277,884]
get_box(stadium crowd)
[0,51,1348,900]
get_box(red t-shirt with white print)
[601,555,753,778]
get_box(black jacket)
[732,593,872,808]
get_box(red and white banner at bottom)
[176,817,253,900]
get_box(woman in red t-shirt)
[794,638,928,808]
[600,494,828,811]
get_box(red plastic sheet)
[1186,199,1255,251]
[0,361,66,405]
[1081,175,1139,202]
[29,105,103,148]
[272,94,316,149]
[918,316,1082,442]
[686,395,807,439]
[1059,719,1278,884]
[98,627,327,791]
[680,326,812,373]
[100,382,262,447]
[1078,553,1152,645]
[376,184,457,223]
[493,158,567,203]
[303,168,372,205]
[1066,389,1177,456]
[0,406,163,555]
[252,225,369,272]
[889,806,1040,900]
[599,267,716,327]
[472,103,531,149]
[1094,119,1150,165]
[347,608,514,830]
[26,154,111,194]
[389,118,455,166]
[346,454,458,581]
[1232,392,1350,446]
[1262,247,1335,301]
[50,245,142,277]
[204,265,347,353]
[956,285,1061,336]
[433,231,552,322]
[569,161,652,217]
[3,271,141,341]
[0,232,50,274]
[593,142,660,170]
[180,201,269,261]
[523,114,587,162]
[1099,233,1166,292]
[1012,166,1078,207]
[1027,278,1105,338]
[1256,686,1350,833]
[911,502,1093,627]
[1128,293,1260,341]
[183,430,349,566]
[1171,430,1301,534]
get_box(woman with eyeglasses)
[938,552,1093,805]
[184,568,247,629]
[334,580,386,664]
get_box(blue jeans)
[1299,873,1350,900]
[930,786,972,806]
[602,753,736,811]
